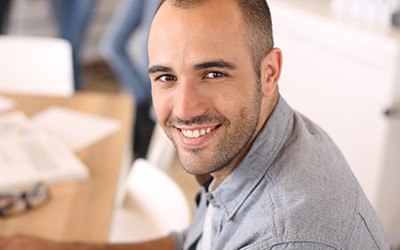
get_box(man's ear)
[260,48,282,97]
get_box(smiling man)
[148,0,277,187]
[0,0,389,249]
[147,0,389,249]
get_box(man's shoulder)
[248,110,389,249]
[263,164,358,248]
[233,167,388,249]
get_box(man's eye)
[157,74,176,82]
[204,71,226,79]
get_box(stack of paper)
[0,107,121,192]
[31,106,121,151]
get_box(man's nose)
[174,81,208,121]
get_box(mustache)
[166,114,229,127]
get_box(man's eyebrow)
[148,65,173,74]
[193,60,238,71]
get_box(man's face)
[148,0,264,176]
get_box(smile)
[180,127,215,138]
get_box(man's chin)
[176,145,227,175]
[179,156,215,176]
[180,157,229,176]
[180,161,208,176]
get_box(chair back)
[0,35,74,96]
[146,123,176,171]
[109,158,192,243]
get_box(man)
[0,0,389,249]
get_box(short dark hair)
[156,0,274,78]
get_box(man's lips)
[179,125,218,138]
[174,125,221,147]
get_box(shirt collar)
[207,95,294,220]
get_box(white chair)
[0,35,74,97]
[146,123,177,171]
[109,158,192,243]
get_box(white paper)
[0,111,29,135]
[0,95,16,113]
[31,106,121,151]
[0,111,89,192]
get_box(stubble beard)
[166,80,263,176]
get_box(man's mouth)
[178,126,219,138]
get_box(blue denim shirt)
[171,96,389,250]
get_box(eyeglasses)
[0,182,51,218]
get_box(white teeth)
[182,127,214,138]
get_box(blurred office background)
[2,0,400,248]
[0,0,201,239]
[5,1,132,105]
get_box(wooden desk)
[0,91,133,242]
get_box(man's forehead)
[160,0,234,9]
[148,0,251,71]
[152,0,243,27]
[161,0,209,9]
[148,59,238,74]
[150,0,245,46]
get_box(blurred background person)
[101,0,161,158]
[0,0,12,34]
[49,0,98,90]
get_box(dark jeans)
[49,0,97,90]
[0,0,12,34]
[101,0,161,157]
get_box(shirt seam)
[241,239,338,250]
[267,183,279,242]
[358,211,380,249]
[340,181,360,249]
[265,111,295,243]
